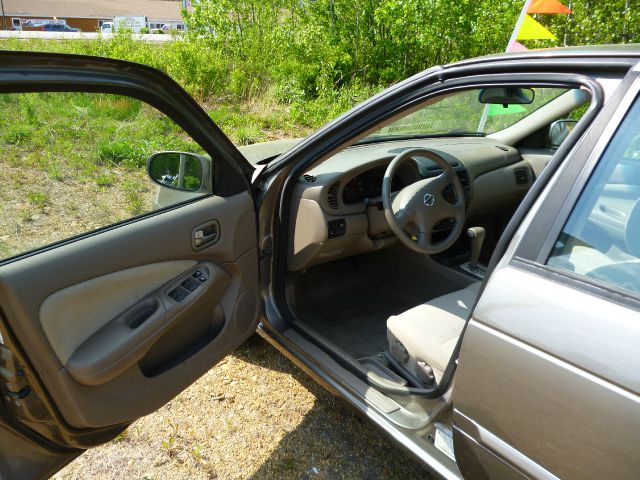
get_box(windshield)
[362,87,568,144]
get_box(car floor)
[288,246,470,359]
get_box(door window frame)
[0,53,254,265]
[263,68,607,401]
[512,71,640,309]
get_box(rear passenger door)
[453,74,640,478]
[0,52,262,479]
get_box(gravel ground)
[55,335,431,480]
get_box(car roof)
[448,44,640,68]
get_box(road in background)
[0,31,174,42]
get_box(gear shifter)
[467,226,485,266]
[461,226,487,278]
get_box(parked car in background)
[150,24,170,34]
[1,46,640,480]
[43,24,79,32]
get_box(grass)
[0,37,350,261]
[0,92,170,258]
[0,36,368,141]
[0,85,319,261]
[27,191,49,210]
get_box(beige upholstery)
[40,260,196,364]
[387,282,481,383]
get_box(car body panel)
[455,267,640,479]
[238,137,305,165]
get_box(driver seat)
[386,282,481,385]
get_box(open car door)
[0,52,262,479]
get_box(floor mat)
[300,285,414,358]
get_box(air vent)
[514,167,530,186]
[327,182,340,209]
[443,170,470,204]
[303,174,317,183]
[457,170,470,189]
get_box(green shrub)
[98,140,146,167]
[4,125,33,144]
[27,191,49,210]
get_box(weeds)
[96,173,115,188]
[46,161,65,181]
[27,191,49,211]
[3,125,33,145]
[112,429,129,443]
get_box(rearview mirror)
[548,119,578,148]
[146,152,209,192]
[479,87,535,106]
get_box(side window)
[0,92,212,261]
[547,96,640,295]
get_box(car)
[150,24,170,34]
[42,24,80,33]
[0,46,639,480]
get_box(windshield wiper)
[355,131,485,146]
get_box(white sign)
[21,19,67,27]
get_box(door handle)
[192,220,219,249]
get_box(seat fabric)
[386,282,481,384]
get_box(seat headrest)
[625,199,640,258]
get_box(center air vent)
[303,174,317,183]
[457,170,470,189]
[327,182,340,209]
[443,170,471,204]
[514,167,530,186]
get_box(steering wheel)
[382,148,466,254]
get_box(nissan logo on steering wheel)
[423,193,435,207]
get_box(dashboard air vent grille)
[303,174,317,183]
[327,183,340,209]
[457,170,470,189]
[514,167,530,186]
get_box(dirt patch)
[0,159,154,259]
[54,335,430,480]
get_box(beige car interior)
[0,192,260,429]
[286,87,590,393]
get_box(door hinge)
[0,344,30,400]
[0,343,70,446]
[0,344,49,423]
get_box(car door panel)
[0,192,259,429]
[40,259,200,367]
[454,266,640,479]
[452,418,532,480]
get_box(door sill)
[258,323,463,480]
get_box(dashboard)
[288,137,536,271]
[342,167,406,204]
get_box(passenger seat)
[387,282,481,385]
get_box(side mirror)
[479,87,535,106]
[548,119,578,148]
[146,152,211,192]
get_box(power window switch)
[168,287,189,302]
[181,277,200,292]
[192,270,202,278]
[198,276,207,283]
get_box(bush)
[98,140,146,167]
